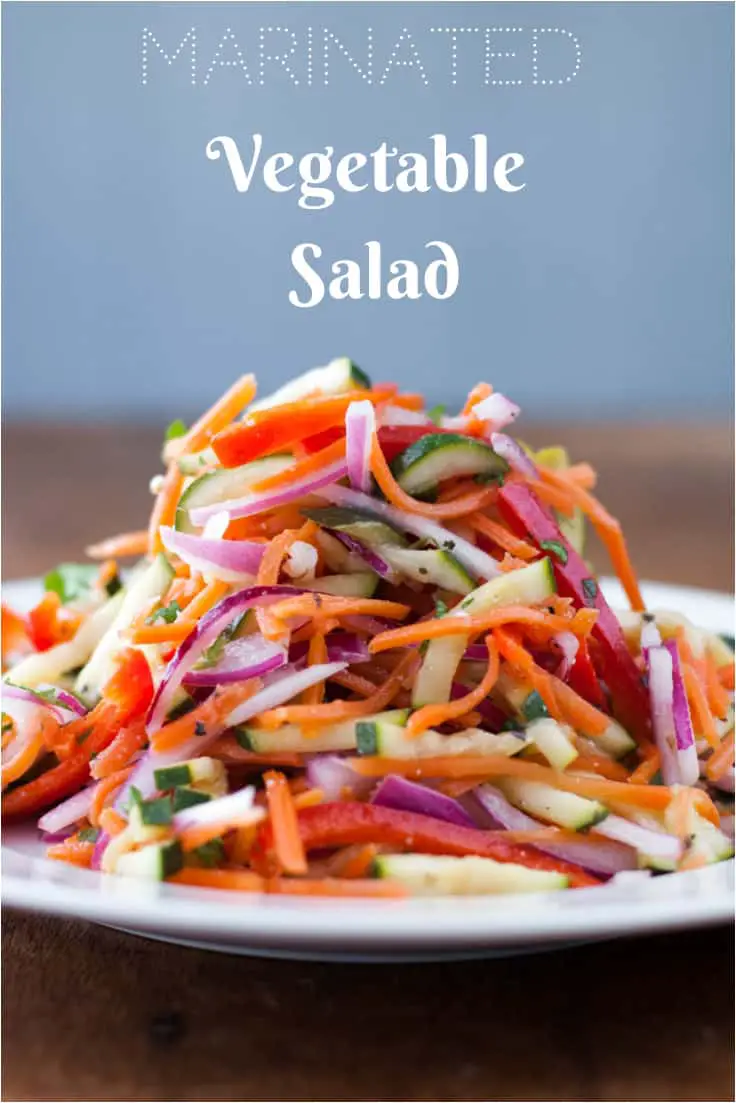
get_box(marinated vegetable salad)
[2,361,733,898]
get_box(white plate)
[2,577,734,961]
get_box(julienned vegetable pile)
[2,361,734,898]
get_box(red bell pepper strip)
[102,647,154,723]
[377,424,456,463]
[567,638,609,711]
[281,802,600,888]
[212,389,393,468]
[301,426,345,455]
[497,483,650,742]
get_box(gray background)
[2,2,733,420]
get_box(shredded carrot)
[264,770,308,874]
[90,719,146,782]
[706,730,734,782]
[303,632,328,705]
[249,436,346,493]
[85,531,148,560]
[370,436,498,519]
[179,814,264,853]
[1,728,45,789]
[533,481,577,517]
[169,867,266,892]
[388,392,425,412]
[564,463,598,489]
[255,651,416,730]
[683,663,720,750]
[179,579,230,623]
[329,670,379,697]
[266,877,406,899]
[704,653,730,720]
[627,746,661,785]
[148,463,185,556]
[469,513,538,560]
[267,594,411,633]
[292,788,324,810]
[573,751,629,782]
[150,680,262,753]
[535,468,644,611]
[89,767,133,827]
[668,787,700,839]
[166,373,257,460]
[462,383,492,416]
[493,628,562,721]
[98,808,127,836]
[407,636,499,737]
[335,844,379,879]
[369,605,597,654]
[46,838,95,868]
[719,662,735,691]
[347,753,719,821]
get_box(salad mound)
[2,360,733,898]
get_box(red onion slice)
[91,830,110,871]
[145,585,305,733]
[305,754,372,801]
[290,632,370,667]
[473,392,521,431]
[189,460,348,527]
[318,484,501,580]
[37,783,97,835]
[594,813,683,864]
[184,636,287,687]
[327,529,395,579]
[345,400,375,494]
[552,631,580,680]
[640,617,663,651]
[172,784,262,832]
[160,526,266,581]
[647,644,683,786]
[380,405,432,427]
[474,784,636,875]
[3,684,67,724]
[372,774,476,828]
[490,433,538,480]
[662,638,699,785]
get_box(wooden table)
[2,422,734,1103]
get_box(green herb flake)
[194,721,207,737]
[43,563,99,604]
[540,540,568,565]
[104,574,123,597]
[2,713,14,735]
[719,633,735,652]
[427,404,446,426]
[146,600,182,626]
[434,599,449,619]
[75,728,92,745]
[78,827,100,843]
[522,690,549,723]
[582,578,599,605]
[164,418,188,442]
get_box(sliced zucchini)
[527,718,578,770]
[239,709,409,754]
[381,547,476,595]
[413,558,557,707]
[116,840,184,881]
[356,722,528,759]
[707,631,735,669]
[302,573,378,598]
[594,719,637,760]
[664,798,735,867]
[172,787,212,812]
[176,447,217,476]
[74,554,174,701]
[498,777,609,830]
[373,853,569,895]
[303,506,408,549]
[2,590,124,689]
[534,446,586,554]
[390,433,508,497]
[313,529,367,574]
[249,357,371,414]
[175,455,294,534]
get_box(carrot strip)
[169,868,266,892]
[89,767,133,827]
[563,463,598,489]
[329,670,379,697]
[249,436,346,493]
[550,678,610,738]
[719,662,735,691]
[264,770,308,874]
[0,728,45,789]
[336,844,379,879]
[85,531,148,560]
[292,788,325,810]
[150,680,262,753]
[535,468,644,611]
[46,838,95,868]
[179,579,230,623]
[704,654,730,720]
[469,513,538,560]
[407,636,499,737]
[493,628,562,721]
[369,605,597,654]
[706,730,734,782]
[267,594,411,630]
[266,877,405,899]
[255,652,416,730]
[347,753,719,820]
[370,436,498,519]
[303,632,328,705]
[683,663,720,750]
[99,808,127,836]
[533,481,577,517]
[573,751,629,782]
[148,463,185,556]
[179,813,265,852]
[462,383,492,416]
[166,373,257,460]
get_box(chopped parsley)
[194,721,207,737]
[146,600,181,626]
[522,690,549,723]
[442,539,456,552]
[1,713,13,735]
[434,598,449,619]
[193,839,225,867]
[581,578,599,605]
[540,540,568,565]
[164,419,188,442]
[78,827,100,843]
[427,404,446,425]
[43,563,99,604]
[75,728,92,745]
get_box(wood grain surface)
[2,421,734,1103]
